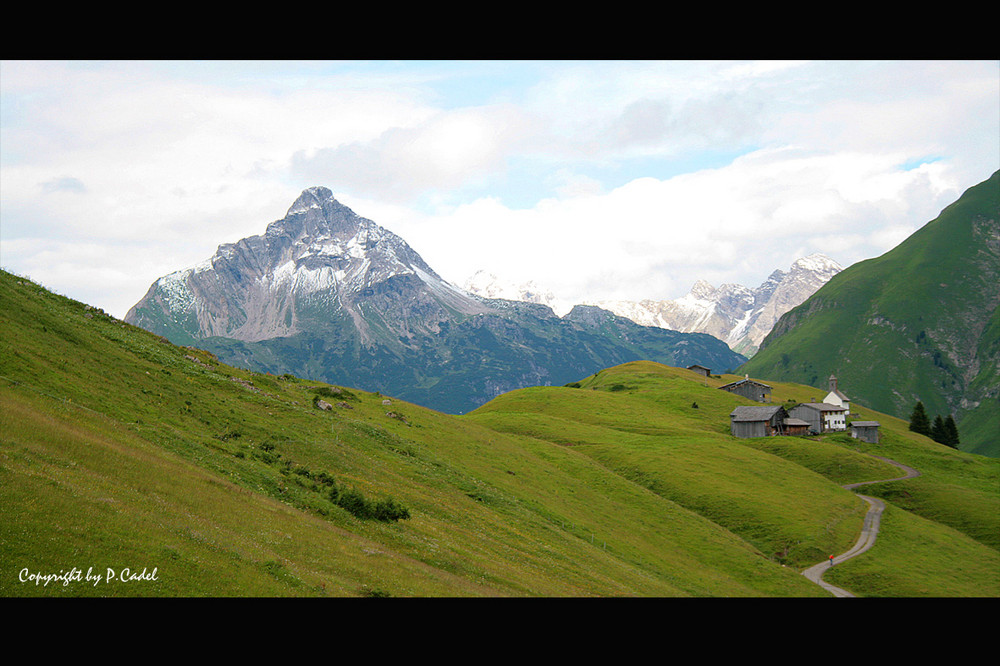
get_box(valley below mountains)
[126,187,746,414]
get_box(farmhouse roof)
[720,378,772,390]
[783,418,810,426]
[795,402,847,413]
[730,405,783,422]
[851,421,880,427]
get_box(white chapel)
[824,374,850,415]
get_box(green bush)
[332,486,410,522]
[336,489,369,518]
[312,385,358,401]
[373,498,411,522]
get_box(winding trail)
[802,455,921,597]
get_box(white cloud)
[399,146,975,305]
[290,103,534,203]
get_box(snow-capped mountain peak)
[126,187,483,342]
[790,253,842,276]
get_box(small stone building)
[719,376,772,402]
[730,405,789,438]
[850,421,881,443]
[687,364,711,377]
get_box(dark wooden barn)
[719,376,772,402]
[730,405,789,438]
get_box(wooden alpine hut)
[730,405,789,438]
[850,421,881,443]
[719,375,772,402]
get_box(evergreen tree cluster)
[909,401,960,449]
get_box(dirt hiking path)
[802,455,921,597]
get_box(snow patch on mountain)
[156,270,197,312]
[461,270,574,316]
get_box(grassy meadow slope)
[1,269,818,597]
[2,269,996,597]
[740,171,999,457]
[465,362,1000,596]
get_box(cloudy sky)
[2,59,997,319]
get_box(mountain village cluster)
[685,366,881,443]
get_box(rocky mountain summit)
[127,187,489,345]
[126,187,746,414]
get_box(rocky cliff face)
[126,187,747,414]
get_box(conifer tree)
[944,415,961,449]
[931,414,947,444]
[909,401,932,436]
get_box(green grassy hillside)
[466,362,999,596]
[741,171,999,457]
[2,269,997,597]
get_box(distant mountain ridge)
[126,187,746,414]
[588,254,842,356]
[463,255,842,356]
[740,171,1000,457]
